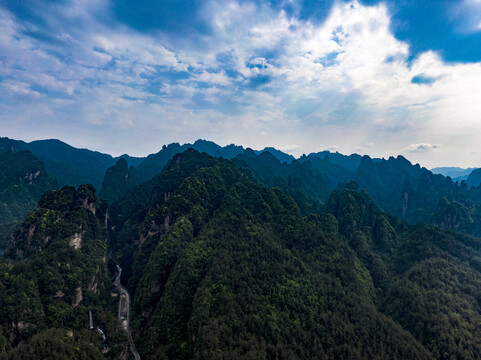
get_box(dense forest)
[3,139,481,358]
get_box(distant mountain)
[98,158,144,205]
[431,166,476,181]
[99,140,294,204]
[306,150,364,171]
[99,140,481,238]
[115,154,144,167]
[0,137,144,189]
[298,153,354,187]
[233,149,329,213]
[467,168,481,188]
[353,155,458,224]
[0,150,57,249]
[255,147,295,163]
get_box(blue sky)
[1,0,481,167]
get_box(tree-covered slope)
[104,149,481,359]
[0,185,126,359]
[4,148,481,359]
[110,150,428,359]
[0,151,57,249]
[233,149,329,213]
[99,140,292,204]
[328,186,481,359]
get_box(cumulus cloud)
[1,0,481,167]
[279,144,302,153]
[402,143,440,153]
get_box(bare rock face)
[68,233,82,250]
[9,320,36,343]
[72,286,83,308]
[54,290,66,298]
[88,266,100,294]
[27,226,35,241]
[24,170,41,185]
[83,198,96,215]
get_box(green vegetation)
[0,151,56,249]
[6,146,481,359]
[1,329,104,360]
[109,150,481,359]
[0,185,126,359]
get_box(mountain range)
[2,138,481,358]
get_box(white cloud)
[2,1,481,167]
[326,145,340,152]
[401,143,440,153]
[196,70,233,86]
[279,144,301,153]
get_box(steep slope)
[467,168,481,188]
[109,150,429,359]
[327,187,481,359]
[0,151,57,249]
[98,158,141,205]
[0,185,126,358]
[100,141,292,204]
[233,149,330,213]
[298,153,354,188]
[354,155,457,224]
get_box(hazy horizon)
[4,134,479,172]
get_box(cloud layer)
[1,0,481,167]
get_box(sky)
[1,0,481,168]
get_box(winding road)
[114,265,141,360]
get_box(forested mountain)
[5,142,481,358]
[233,149,329,213]
[99,140,293,204]
[0,151,57,249]
[99,141,481,239]
[98,158,140,205]
[0,185,127,358]
[304,150,365,171]
[101,150,481,359]
[255,147,295,163]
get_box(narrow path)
[114,265,141,360]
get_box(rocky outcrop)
[68,233,82,250]
[88,266,100,294]
[54,290,66,298]
[23,170,41,185]
[72,286,83,308]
